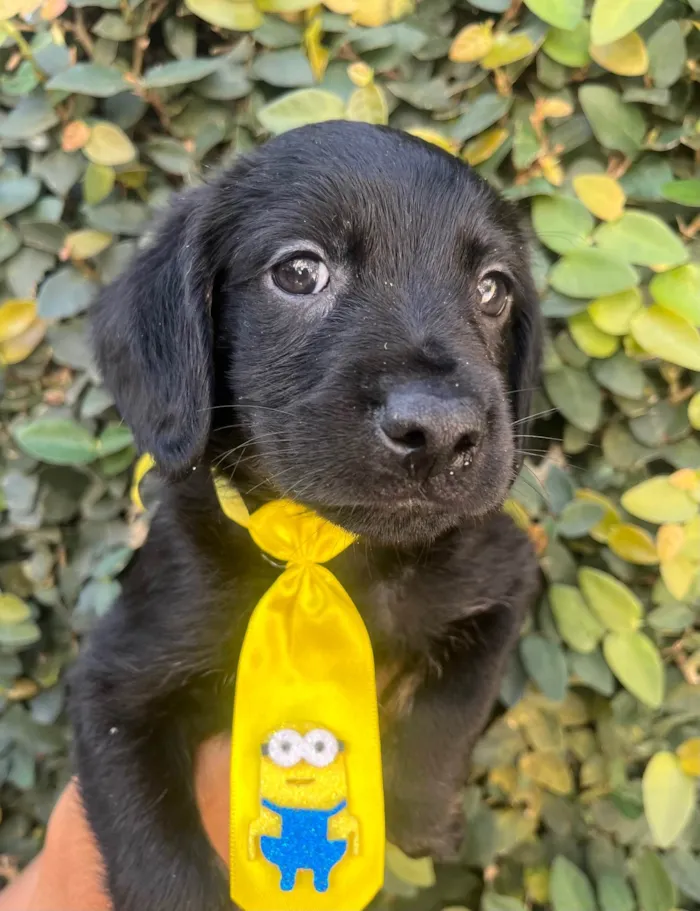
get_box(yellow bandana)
[133,460,385,910]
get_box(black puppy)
[72,121,541,911]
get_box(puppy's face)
[92,123,540,545]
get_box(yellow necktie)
[214,478,385,911]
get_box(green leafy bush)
[0,0,699,907]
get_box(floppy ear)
[509,290,542,466]
[91,187,217,478]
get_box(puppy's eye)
[477,272,511,317]
[272,256,330,295]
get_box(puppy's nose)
[377,383,482,479]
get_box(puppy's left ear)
[509,291,542,464]
[91,185,220,478]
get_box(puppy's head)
[92,122,541,545]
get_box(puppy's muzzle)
[376,381,483,481]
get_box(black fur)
[72,122,541,911]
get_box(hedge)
[0,0,699,908]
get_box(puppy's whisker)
[512,407,557,425]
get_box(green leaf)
[594,212,688,268]
[661,179,700,208]
[649,264,700,324]
[481,894,527,911]
[83,163,115,206]
[38,266,98,320]
[258,88,346,134]
[47,64,129,97]
[549,249,638,298]
[12,417,98,466]
[385,844,436,887]
[648,21,686,89]
[251,49,314,88]
[532,195,594,255]
[550,856,597,911]
[544,366,602,432]
[520,634,568,702]
[142,58,224,89]
[98,423,134,457]
[621,476,697,524]
[0,177,41,220]
[664,850,700,903]
[0,95,59,140]
[632,850,676,911]
[0,621,42,649]
[597,872,636,911]
[590,0,664,45]
[451,93,512,142]
[549,584,605,653]
[570,649,615,695]
[643,753,695,849]
[578,567,642,633]
[604,631,664,708]
[630,305,700,372]
[523,0,582,29]
[543,21,591,67]
[578,85,645,157]
[592,351,646,398]
[557,501,606,538]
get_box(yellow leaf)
[572,174,626,221]
[590,31,648,76]
[657,524,685,563]
[520,750,573,795]
[84,122,136,167]
[0,593,31,624]
[688,391,700,430]
[669,468,699,492]
[213,475,250,527]
[588,288,642,335]
[61,229,113,262]
[304,15,328,81]
[677,739,700,778]
[185,0,262,30]
[322,0,357,11]
[385,844,435,887]
[463,126,508,166]
[405,127,459,155]
[347,61,373,87]
[540,153,563,186]
[449,21,494,63]
[0,318,46,365]
[346,84,388,125]
[630,304,700,372]
[575,489,620,542]
[661,555,698,601]
[622,476,697,524]
[607,524,658,565]
[568,311,619,358]
[643,751,695,848]
[503,497,530,531]
[390,0,412,17]
[525,866,550,905]
[0,0,39,19]
[481,31,535,69]
[0,298,37,343]
[131,453,156,512]
[352,0,392,26]
[538,97,573,119]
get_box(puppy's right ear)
[91,187,216,478]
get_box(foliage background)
[0,0,699,907]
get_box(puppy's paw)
[386,790,465,862]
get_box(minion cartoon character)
[249,727,359,893]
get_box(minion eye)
[303,729,339,768]
[267,729,304,768]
